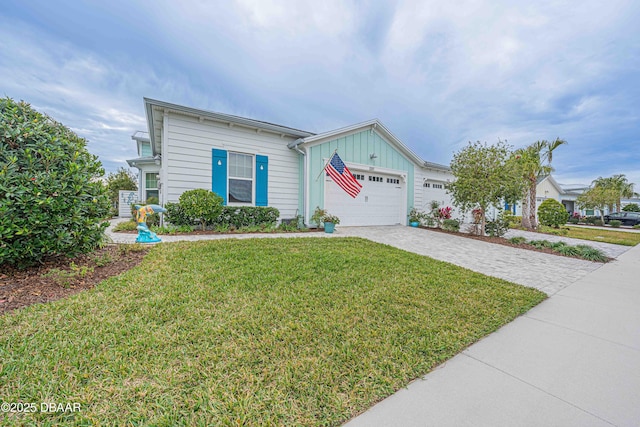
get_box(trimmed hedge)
[165,202,279,229]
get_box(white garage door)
[324,172,405,226]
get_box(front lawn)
[561,226,640,246]
[0,238,545,426]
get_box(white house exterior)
[127,98,459,226]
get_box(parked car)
[603,212,640,226]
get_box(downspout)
[288,138,307,226]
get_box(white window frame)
[144,172,159,202]
[227,152,255,206]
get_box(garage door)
[324,172,405,226]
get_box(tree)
[514,138,567,230]
[105,167,137,209]
[0,97,110,267]
[576,186,618,224]
[447,141,524,235]
[622,203,640,212]
[592,174,635,212]
[537,199,569,228]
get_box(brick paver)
[339,226,613,295]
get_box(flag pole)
[315,148,338,181]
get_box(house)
[127,98,457,226]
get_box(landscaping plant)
[0,97,110,267]
[537,199,569,228]
[178,189,223,230]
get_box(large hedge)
[537,198,569,228]
[165,200,279,229]
[0,98,110,267]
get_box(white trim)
[227,151,255,206]
[322,157,408,180]
[299,119,425,167]
[161,111,169,207]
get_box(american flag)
[325,152,362,198]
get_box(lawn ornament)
[134,204,167,243]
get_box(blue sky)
[2,0,639,187]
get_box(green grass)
[562,226,640,246]
[0,238,545,426]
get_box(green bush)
[441,219,460,232]
[179,189,223,230]
[164,202,194,226]
[585,216,598,224]
[485,211,510,237]
[634,224,640,229]
[216,206,280,229]
[593,219,604,226]
[537,199,569,228]
[568,217,579,224]
[165,199,280,230]
[622,203,640,212]
[0,98,110,267]
[508,236,527,245]
[609,220,622,228]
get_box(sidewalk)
[344,243,640,426]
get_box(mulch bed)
[0,245,149,315]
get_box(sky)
[1,0,639,187]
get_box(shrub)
[609,220,622,228]
[112,220,138,232]
[634,224,640,229]
[179,189,223,230]
[556,245,581,257]
[215,206,280,228]
[485,211,510,237]
[164,202,196,226]
[622,203,640,212]
[441,219,460,232]
[585,216,598,224]
[593,219,603,226]
[568,217,579,224]
[575,245,608,262]
[0,98,110,267]
[537,199,569,228]
[508,236,527,245]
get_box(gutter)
[289,138,308,225]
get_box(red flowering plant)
[438,206,452,220]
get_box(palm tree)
[516,138,567,230]
[593,174,635,212]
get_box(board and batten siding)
[162,112,301,219]
[307,129,415,217]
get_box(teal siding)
[307,129,415,215]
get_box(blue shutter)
[212,149,227,205]
[256,155,268,206]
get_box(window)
[228,152,253,203]
[423,182,431,188]
[141,141,152,157]
[387,178,400,184]
[369,175,383,182]
[145,173,158,202]
[354,174,365,181]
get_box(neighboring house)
[127,98,457,226]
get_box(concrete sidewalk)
[345,244,640,426]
